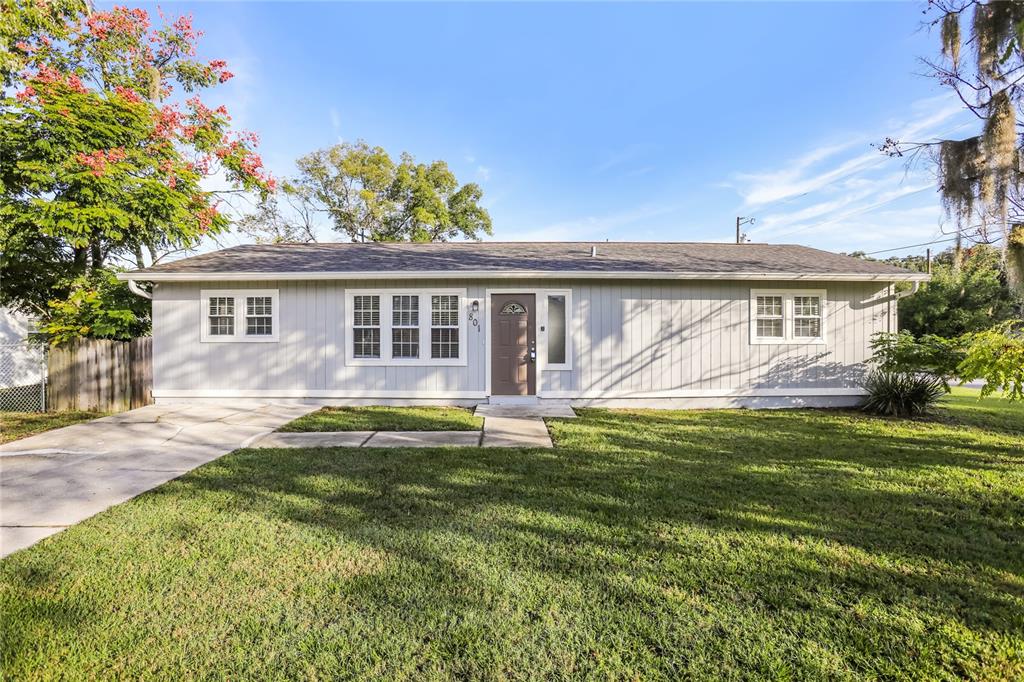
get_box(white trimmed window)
[755,295,783,339]
[345,289,467,366]
[392,295,420,358]
[430,295,459,359]
[544,290,572,370]
[750,289,826,345]
[245,296,274,336]
[352,295,381,358]
[200,290,279,342]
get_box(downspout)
[888,281,921,333]
[893,281,921,300]
[127,279,153,300]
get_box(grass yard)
[2,392,1022,679]
[278,405,483,432]
[0,410,103,445]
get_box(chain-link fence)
[0,342,47,412]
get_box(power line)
[861,235,959,255]
[859,224,1003,256]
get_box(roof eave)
[118,270,931,283]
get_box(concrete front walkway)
[249,404,574,450]
[0,402,317,558]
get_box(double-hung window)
[352,295,381,358]
[755,295,784,340]
[392,295,419,358]
[246,296,273,336]
[208,297,235,337]
[201,290,279,342]
[430,295,459,359]
[793,295,822,339]
[750,289,826,344]
[346,289,466,365]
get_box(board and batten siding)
[151,278,894,404]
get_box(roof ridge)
[229,241,808,247]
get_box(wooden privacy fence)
[47,337,153,412]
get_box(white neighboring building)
[0,308,46,410]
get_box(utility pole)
[736,216,755,244]
[926,248,932,275]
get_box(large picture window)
[345,289,466,366]
[749,289,826,345]
[200,289,279,342]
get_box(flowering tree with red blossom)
[0,3,274,341]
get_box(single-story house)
[119,242,929,408]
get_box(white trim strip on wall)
[154,389,490,399]
[120,270,930,283]
[541,388,867,398]
[154,387,866,399]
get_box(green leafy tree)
[881,1,1024,287]
[0,0,87,84]
[886,245,1020,336]
[0,3,273,340]
[958,320,1024,399]
[246,141,492,243]
[42,270,151,344]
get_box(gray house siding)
[152,278,894,407]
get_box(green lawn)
[2,393,1022,679]
[0,410,103,445]
[278,405,482,432]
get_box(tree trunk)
[90,240,103,270]
[1007,224,1024,309]
[73,246,88,271]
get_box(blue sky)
[133,2,977,256]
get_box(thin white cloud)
[476,165,491,181]
[725,94,974,255]
[734,98,965,209]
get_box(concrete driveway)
[0,402,316,558]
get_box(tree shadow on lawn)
[175,408,1023,628]
[4,406,1022,678]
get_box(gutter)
[117,270,932,284]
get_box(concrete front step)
[475,404,576,419]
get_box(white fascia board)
[118,270,931,283]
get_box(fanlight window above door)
[500,301,527,315]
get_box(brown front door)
[490,294,536,396]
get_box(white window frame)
[749,289,826,345]
[200,289,279,343]
[542,289,573,371]
[345,288,467,366]
[352,294,382,359]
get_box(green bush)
[869,331,964,389]
[861,370,947,417]
[957,320,1024,400]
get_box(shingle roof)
[121,242,928,281]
